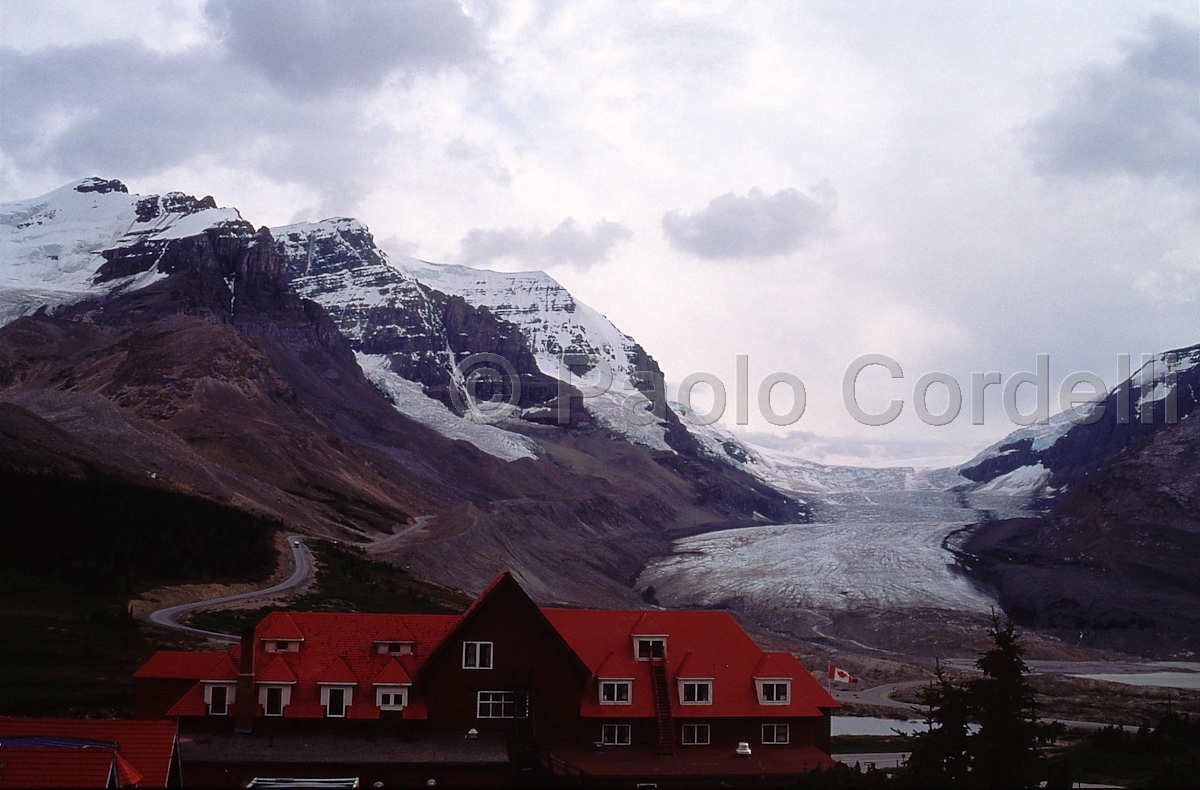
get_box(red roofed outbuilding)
[0,718,180,787]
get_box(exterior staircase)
[650,658,675,756]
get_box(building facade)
[136,573,838,785]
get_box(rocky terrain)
[955,400,1200,656]
[0,178,797,609]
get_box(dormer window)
[756,679,791,705]
[204,683,236,716]
[259,685,293,716]
[463,641,493,669]
[319,684,355,718]
[376,641,414,656]
[600,680,632,705]
[376,685,409,710]
[679,680,712,705]
[634,638,665,661]
[264,639,301,653]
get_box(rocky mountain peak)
[73,177,128,194]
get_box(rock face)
[958,345,1200,496]
[0,178,244,325]
[272,219,560,410]
[0,178,804,607]
[951,344,1200,655]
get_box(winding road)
[147,535,314,641]
[147,517,434,640]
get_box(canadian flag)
[828,665,854,684]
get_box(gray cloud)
[0,1,489,216]
[1028,16,1199,185]
[662,182,837,260]
[459,218,632,270]
[205,0,485,96]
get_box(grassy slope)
[0,543,470,717]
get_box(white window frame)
[319,684,355,718]
[679,679,713,705]
[462,641,494,669]
[264,640,300,653]
[203,683,236,716]
[634,637,665,661]
[762,723,790,744]
[375,685,409,710]
[681,723,710,745]
[258,684,293,717]
[601,724,631,746]
[756,679,791,705]
[376,642,414,656]
[477,690,515,719]
[599,680,632,705]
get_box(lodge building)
[135,572,838,786]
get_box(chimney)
[234,625,256,733]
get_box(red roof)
[372,659,413,685]
[372,621,415,644]
[631,612,668,635]
[114,753,144,787]
[259,612,305,641]
[543,609,838,719]
[0,747,116,788]
[139,611,460,722]
[133,651,226,680]
[258,656,299,683]
[315,657,358,685]
[0,718,177,787]
[753,652,795,679]
[197,654,239,682]
[595,652,634,679]
[675,652,714,679]
[165,683,208,718]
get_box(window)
[477,691,515,718]
[265,686,284,716]
[376,686,408,710]
[377,642,413,655]
[681,723,710,745]
[208,685,228,716]
[265,640,299,653]
[601,724,631,746]
[757,680,790,704]
[326,687,346,717]
[681,681,712,705]
[600,681,632,705]
[635,638,665,660]
[259,684,292,716]
[463,641,494,669]
[762,723,789,744]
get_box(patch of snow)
[0,179,239,325]
[409,260,673,450]
[356,352,542,462]
[973,462,1051,495]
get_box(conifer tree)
[969,613,1040,787]
[905,613,1042,787]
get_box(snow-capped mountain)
[0,177,802,609]
[407,260,678,451]
[0,178,242,324]
[958,344,1200,497]
[269,218,682,454]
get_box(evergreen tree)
[968,613,1040,787]
[904,613,1042,787]
[905,661,974,786]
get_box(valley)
[1,177,1197,725]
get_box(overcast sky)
[2,1,1197,464]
